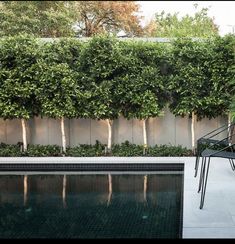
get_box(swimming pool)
[0,168,183,238]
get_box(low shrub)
[22,145,62,157]
[0,143,21,157]
[0,141,192,157]
[66,141,105,157]
[148,144,193,156]
[111,141,144,156]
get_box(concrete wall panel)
[0,113,230,149]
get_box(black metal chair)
[194,122,235,177]
[197,133,235,209]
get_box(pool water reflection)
[0,172,183,239]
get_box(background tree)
[79,35,124,151]
[144,5,219,37]
[0,1,77,37]
[117,41,168,149]
[0,35,39,151]
[36,39,83,153]
[74,1,143,37]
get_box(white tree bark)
[62,174,67,208]
[61,117,66,153]
[107,174,112,206]
[143,119,147,147]
[106,119,112,151]
[24,175,28,206]
[21,118,27,152]
[191,112,196,154]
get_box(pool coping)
[0,156,184,163]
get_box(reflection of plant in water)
[0,174,182,238]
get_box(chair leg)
[229,159,235,171]
[232,159,235,171]
[198,156,206,193]
[199,157,211,209]
[194,155,200,177]
[194,152,198,169]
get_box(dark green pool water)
[0,173,183,239]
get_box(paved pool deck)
[0,156,235,238]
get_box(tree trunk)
[62,174,66,208]
[23,175,28,206]
[143,119,147,147]
[106,119,112,151]
[61,117,66,153]
[107,174,112,206]
[21,118,27,152]
[191,112,196,155]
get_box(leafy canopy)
[168,35,235,120]
[79,35,124,120]
[36,40,83,119]
[0,1,77,37]
[0,34,40,119]
[144,5,219,37]
[74,1,143,37]
[117,41,168,120]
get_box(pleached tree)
[117,41,168,148]
[0,35,40,151]
[36,39,83,153]
[168,36,234,153]
[79,35,123,151]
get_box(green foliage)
[36,39,84,119]
[227,35,235,121]
[168,35,235,120]
[112,141,192,157]
[206,35,235,119]
[0,143,21,157]
[0,1,77,37]
[0,35,234,139]
[36,63,78,118]
[112,141,144,156]
[79,35,123,120]
[66,141,105,157]
[0,142,192,157]
[0,143,62,157]
[148,144,192,156]
[39,38,83,70]
[22,144,62,157]
[153,6,218,37]
[117,41,168,120]
[0,34,40,119]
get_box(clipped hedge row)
[0,141,192,157]
[0,34,234,154]
[0,34,234,123]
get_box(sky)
[137,1,235,36]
